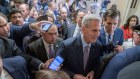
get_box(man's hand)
[30,21,52,31]
[42,58,54,70]
[73,74,87,79]
[114,45,123,52]
[86,71,94,79]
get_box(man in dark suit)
[26,23,63,63]
[66,9,86,39]
[101,25,140,79]
[7,8,49,50]
[98,9,124,54]
[0,56,28,79]
[19,3,36,23]
[58,7,71,39]
[57,14,102,79]
[0,2,9,18]
[0,12,56,79]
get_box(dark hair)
[124,15,139,29]
[110,4,117,10]
[36,14,48,21]
[109,4,121,27]
[75,9,87,17]
[9,8,22,19]
[13,0,25,3]
[103,9,119,21]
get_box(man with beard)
[8,8,37,50]
[9,8,25,26]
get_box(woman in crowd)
[121,15,139,50]
[121,15,139,40]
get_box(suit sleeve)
[11,40,42,71]
[57,42,75,78]
[10,23,34,39]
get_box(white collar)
[75,23,80,30]
[25,16,30,22]
[103,26,114,36]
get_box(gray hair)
[82,14,101,27]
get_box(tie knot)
[85,45,89,48]
[49,44,53,47]
[84,45,90,53]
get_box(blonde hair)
[35,70,71,79]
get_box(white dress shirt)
[42,38,54,59]
[73,24,80,37]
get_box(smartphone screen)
[48,55,64,71]
[41,23,52,31]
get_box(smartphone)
[41,23,52,31]
[48,55,64,71]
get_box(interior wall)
[135,1,140,23]
[107,0,132,26]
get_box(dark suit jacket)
[9,23,34,50]
[0,38,42,71]
[26,37,63,63]
[0,5,9,17]
[60,18,71,39]
[3,56,28,79]
[98,27,124,54]
[66,23,76,39]
[57,35,102,78]
[27,17,36,23]
[101,45,140,79]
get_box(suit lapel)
[100,28,107,45]
[37,38,49,62]
[113,29,118,45]
[70,24,76,37]
[74,36,84,72]
[86,44,95,69]
[54,42,60,56]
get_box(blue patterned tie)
[108,34,111,43]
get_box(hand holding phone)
[48,55,64,71]
[41,23,52,32]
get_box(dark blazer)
[27,17,36,23]
[66,23,76,39]
[61,18,71,39]
[26,37,63,63]
[3,56,28,79]
[57,35,102,78]
[98,27,124,54]
[0,38,42,71]
[9,23,34,50]
[101,45,140,79]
